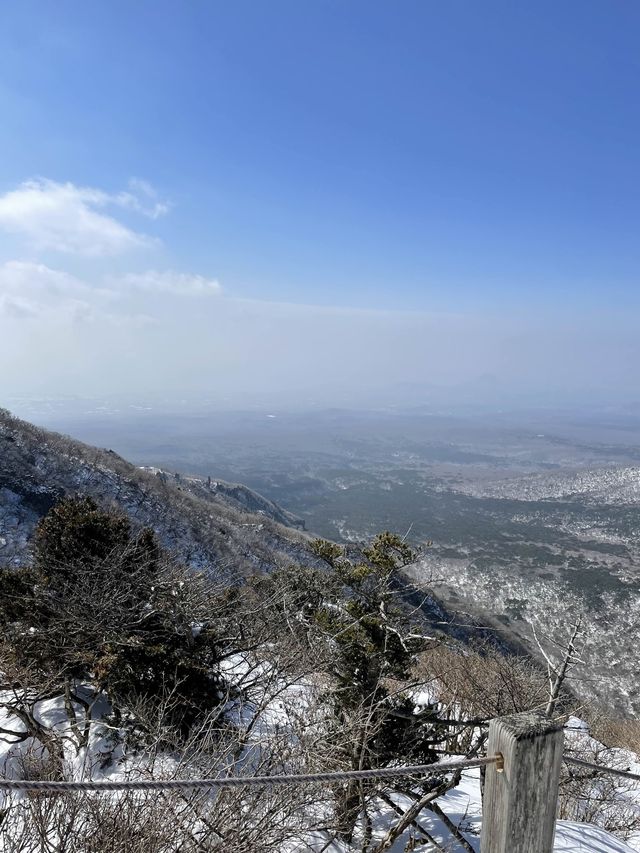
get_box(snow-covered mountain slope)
[412,551,640,717]
[0,409,315,578]
[454,465,640,505]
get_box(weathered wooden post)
[481,711,563,853]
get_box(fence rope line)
[563,755,640,782]
[0,756,498,793]
[2,753,638,794]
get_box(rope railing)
[1,752,639,793]
[0,755,499,793]
[563,754,640,782]
[1,724,639,853]
[0,749,638,795]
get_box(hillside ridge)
[0,408,315,578]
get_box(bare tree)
[531,618,583,718]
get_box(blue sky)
[0,1,639,405]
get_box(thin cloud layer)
[0,261,220,325]
[116,179,170,220]
[0,175,637,408]
[0,178,166,256]
[0,260,95,321]
[1,251,639,404]
[115,270,222,295]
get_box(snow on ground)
[452,465,640,505]
[284,767,637,852]
[441,769,638,853]
[0,683,638,852]
[553,824,636,852]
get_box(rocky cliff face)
[0,409,315,580]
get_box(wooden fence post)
[481,711,563,853]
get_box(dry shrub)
[416,640,548,721]
[584,709,640,755]
[559,725,640,841]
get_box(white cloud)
[115,269,222,295]
[1,296,39,319]
[114,179,171,220]
[0,178,167,256]
[0,260,97,321]
[0,260,220,329]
